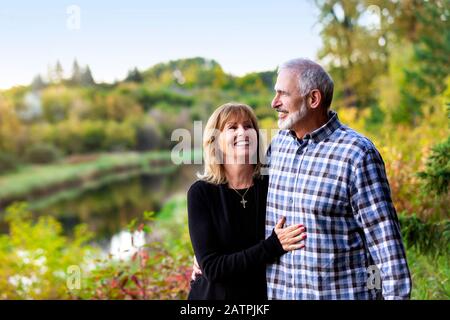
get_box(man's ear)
[309,89,322,109]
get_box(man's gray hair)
[278,58,334,109]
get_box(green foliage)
[407,247,449,300]
[135,121,162,151]
[41,86,73,123]
[0,152,19,174]
[0,199,192,300]
[399,213,450,258]
[24,143,62,164]
[418,136,450,197]
[151,195,193,257]
[0,202,96,299]
[125,67,143,83]
[82,121,107,151]
[134,87,193,111]
[0,57,290,166]
[142,57,229,89]
[315,0,387,109]
[398,0,450,123]
[77,201,191,300]
[35,120,139,154]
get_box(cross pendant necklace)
[230,184,251,208]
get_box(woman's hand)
[191,255,202,281]
[274,216,307,251]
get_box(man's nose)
[271,96,281,109]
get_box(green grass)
[407,247,449,299]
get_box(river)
[1,164,201,255]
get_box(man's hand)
[191,255,202,281]
[274,216,307,251]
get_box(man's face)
[272,68,308,130]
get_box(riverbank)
[0,149,202,210]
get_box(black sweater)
[187,175,285,300]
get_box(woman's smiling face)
[218,115,258,165]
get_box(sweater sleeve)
[187,182,286,283]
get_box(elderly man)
[265,58,411,300]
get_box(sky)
[0,0,322,89]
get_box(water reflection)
[35,173,167,242]
[18,165,200,249]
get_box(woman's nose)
[236,125,246,135]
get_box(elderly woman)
[187,102,306,300]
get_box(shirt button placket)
[292,144,306,298]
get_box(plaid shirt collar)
[285,110,341,144]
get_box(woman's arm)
[187,182,305,283]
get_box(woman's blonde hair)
[197,102,263,185]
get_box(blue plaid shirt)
[265,110,411,300]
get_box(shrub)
[399,213,450,258]
[418,136,450,197]
[24,143,62,164]
[0,202,96,299]
[0,200,192,300]
[103,121,136,152]
[135,122,162,151]
[81,121,106,152]
[76,197,192,300]
[0,152,19,174]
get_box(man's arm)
[350,148,412,299]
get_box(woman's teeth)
[235,141,249,146]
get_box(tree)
[418,136,450,197]
[71,59,82,85]
[314,0,388,109]
[55,60,64,83]
[31,74,46,91]
[397,0,450,124]
[0,96,23,154]
[373,0,450,124]
[81,65,95,86]
[125,67,143,83]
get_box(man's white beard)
[278,101,308,130]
